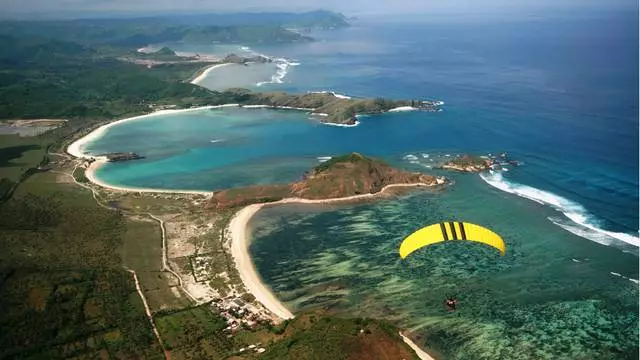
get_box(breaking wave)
[237,45,299,87]
[309,91,352,99]
[479,171,640,248]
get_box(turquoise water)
[249,175,639,359]
[80,9,639,359]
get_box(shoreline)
[66,103,241,160]
[226,182,437,356]
[84,160,213,196]
[67,111,439,358]
[227,182,434,321]
[66,103,316,164]
[190,63,234,84]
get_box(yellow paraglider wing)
[399,222,506,259]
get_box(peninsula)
[223,153,444,359]
[209,88,443,125]
[210,152,446,209]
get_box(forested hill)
[0,10,349,48]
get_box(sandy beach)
[84,159,213,196]
[227,183,436,355]
[227,182,433,320]
[400,333,436,360]
[66,103,243,160]
[68,107,437,357]
[190,63,234,84]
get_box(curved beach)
[190,63,234,84]
[67,104,241,160]
[83,159,213,196]
[226,183,436,357]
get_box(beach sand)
[66,100,437,359]
[84,160,213,196]
[190,63,234,84]
[227,183,436,356]
[227,183,433,320]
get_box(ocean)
[80,8,638,359]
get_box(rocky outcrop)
[438,154,516,173]
[101,152,145,162]
[222,53,272,65]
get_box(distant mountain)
[136,10,351,29]
[0,21,313,48]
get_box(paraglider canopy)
[399,221,506,259]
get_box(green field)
[0,171,165,359]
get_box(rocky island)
[208,152,447,209]
[438,153,519,173]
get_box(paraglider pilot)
[445,296,457,312]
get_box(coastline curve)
[226,182,433,322]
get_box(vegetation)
[155,305,229,353]
[0,19,313,49]
[0,12,434,360]
[440,154,496,173]
[219,89,440,124]
[0,171,164,359]
[0,134,52,201]
[208,152,441,209]
[260,312,419,360]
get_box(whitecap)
[309,91,352,99]
[317,156,332,163]
[571,258,581,263]
[610,272,622,277]
[403,154,419,161]
[210,139,224,143]
[388,106,418,112]
[421,153,429,158]
[480,171,640,248]
[321,121,360,128]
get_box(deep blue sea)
[81,9,639,359]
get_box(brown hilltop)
[207,153,444,210]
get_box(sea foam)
[236,45,299,87]
[309,91,352,99]
[479,171,640,248]
[388,106,418,112]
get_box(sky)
[0,0,636,19]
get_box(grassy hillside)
[260,312,420,360]
[208,152,441,209]
[222,88,439,124]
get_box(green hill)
[208,152,442,209]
